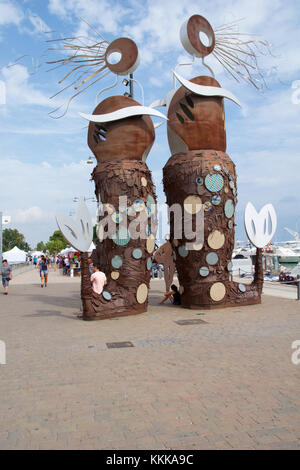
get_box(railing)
[0,263,34,277]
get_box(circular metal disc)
[184,195,202,215]
[111,255,123,269]
[205,174,224,193]
[102,291,112,301]
[133,248,143,259]
[207,230,225,250]
[210,282,226,302]
[146,234,155,254]
[111,271,120,280]
[224,199,235,219]
[178,245,189,258]
[136,283,148,304]
[199,266,209,277]
[206,252,219,265]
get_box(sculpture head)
[167,76,226,153]
[87,96,156,162]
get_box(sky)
[1,0,300,248]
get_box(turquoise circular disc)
[112,227,130,246]
[206,252,219,265]
[239,284,246,293]
[228,220,233,229]
[102,291,112,301]
[111,256,122,269]
[147,195,155,207]
[199,266,209,277]
[147,257,152,270]
[212,195,221,206]
[133,248,143,260]
[227,262,233,272]
[224,199,235,219]
[214,164,221,171]
[178,245,188,258]
[205,174,224,193]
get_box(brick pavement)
[0,268,300,449]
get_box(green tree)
[2,228,31,252]
[45,239,65,254]
[36,241,46,252]
[49,230,68,248]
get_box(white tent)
[88,242,96,253]
[3,246,27,264]
[31,251,44,257]
[60,247,76,256]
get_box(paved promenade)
[0,268,300,450]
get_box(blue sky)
[1,0,300,248]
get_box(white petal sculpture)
[173,71,242,107]
[244,202,277,248]
[56,198,93,252]
[79,106,168,123]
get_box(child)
[160,284,181,305]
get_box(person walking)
[1,260,12,295]
[39,256,49,288]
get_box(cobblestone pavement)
[0,269,300,450]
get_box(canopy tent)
[59,247,76,256]
[31,251,45,257]
[88,242,96,253]
[3,246,27,264]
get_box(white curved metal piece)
[149,98,167,108]
[79,105,168,123]
[180,19,202,57]
[173,71,242,107]
[244,202,277,248]
[56,197,93,252]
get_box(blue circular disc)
[212,195,222,206]
[199,266,209,277]
[133,248,143,260]
[229,181,235,190]
[206,252,219,265]
[224,199,235,219]
[111,255,122,269]
[112,227,130,246]
[239,284,246,293]
[205,174,224,193]
[147,257,152,270]
[178,245,188,258]
[102,291,112,301]
[196,177,204,185]
[228,220,233,229]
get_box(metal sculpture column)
[161,15,275,309]
[79,38,166,320]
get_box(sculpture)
[157,15,276,309]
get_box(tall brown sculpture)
[162,15,264,309]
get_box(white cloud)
[1,63,50,107]
[14,206,49,224]
[0,1,24,26]
[0,156,96,246]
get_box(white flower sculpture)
[56,197,93,252]
[244,202,277,249]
